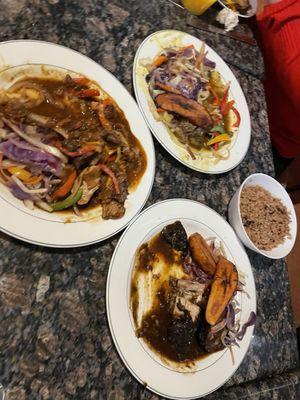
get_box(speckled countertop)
[0,0,299,399]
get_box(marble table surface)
[0,0,299,399]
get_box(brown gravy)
[12,76,147,189]
[131,233,209,365]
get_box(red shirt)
[256,0,300,158]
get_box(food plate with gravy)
[0,40,155,247]
[107,199,256,399]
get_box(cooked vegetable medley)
[145,44,240,159]
[0,74,146,219]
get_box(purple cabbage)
[226,303,237,331]
[154,68,172,83]
[177,75,200,100]
[181,46,195,59]
[204,57,216,69]
[154,68,200,100]
[236,311,257,341]
[183,255,213,283]
[0,138,61,175]
[8,181,34,201]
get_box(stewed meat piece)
[160,221,188,253]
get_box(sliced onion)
[35,200,53,212]
[23,199,34,210]
[3,118,68,163]
[229,346,235,365]
[8,81,54,104]
[0,153,10,182]
[226,303,236,331]
[0,127,9,139]
[73,205,82,217]
[211,147,230,160]
[211,317,227,334]
[221,330,230,347]
[1,160,26,169]
[11,175,48,194]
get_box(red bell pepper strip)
[72,77,90,86]
[209,86,220,106]
[52,169,77,200]
[97,163,120,194]
[212,132,219,151]
[104,149,117,163]
[75,89,100,98]
[232,107,241,128]
[220,86,235,116]
[221,100,235,116]
[53,141,98,157]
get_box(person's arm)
[256,0,300,158]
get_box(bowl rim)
[236,173,297,259]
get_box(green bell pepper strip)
[210,125,224,134]
[50,188,83,211]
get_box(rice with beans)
[240,185,291,251]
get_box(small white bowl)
[217,0,257,18]
[228,173,297,259]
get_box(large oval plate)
[133,30,251,174]
[107,199,256,399]
[0,40,155,248]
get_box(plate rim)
[106,198,257,399]
[133,29,251,175]
[0,39,156,248]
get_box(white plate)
[107,199,256,399]
[0,40,155,248]
[133,30,251,174]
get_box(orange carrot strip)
[232,107,241,127]
[154,55,168,67]
[72,77,90,86]
[52,169,77,200]
[53,141,98,157]
[75,89,100,98]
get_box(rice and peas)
[240,185,291,251]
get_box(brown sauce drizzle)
[131,233,211,365]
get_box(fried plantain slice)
[155,93,212,129]
[189,233,217,275]
[205,256,238,326]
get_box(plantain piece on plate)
[160,220,188,253]
[189,232,217,275]
[155,93,212,129]
[205,256,238,326]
